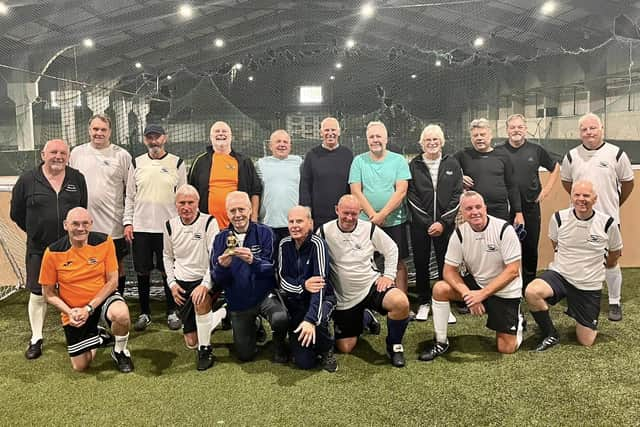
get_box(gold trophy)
[224,234,238,256]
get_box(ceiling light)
[166,75,172,80]
[435,59,442,67]
[178,4,193,18]
[335,62,342,69]
[0,2,8,15]
[234,63,243,70]
[411,74,417,79]
[540,1,556,15]
[135,62,142,69]
[82,38,94,48]
[473,36,485,48]
[361,3,375,18]
[214,38,225,48]
[346,39,356,49]
[330,75,335,80]
[248,76,254,81]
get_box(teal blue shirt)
[348,151,411,227]
[256,155,303,228]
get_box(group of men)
[9,110,634,373]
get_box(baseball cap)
[143,124,166,136]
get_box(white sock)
[431,298,450,344]
[516,311,524,349]
[605,266,622,305]
[196,311,214,348]
[114,333,129,355]
[28,293,47,344]
[211,307,227,331]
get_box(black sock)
[118,276,126,297]
[386,317,409,351]
[531,310,557,338]
[137,274,151,315]
[162,275,176,314]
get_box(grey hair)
[225,190,251,208]
[459,190,485,205]
[505,114,526,127]
[175,184,200,200]
[288,205,312,220]
[578,112,602,129]
[469,118,491,131]
[419,124,445,147]
[367,121,387,132]
[88,113,112,129]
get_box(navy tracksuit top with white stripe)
[278,233,336,325]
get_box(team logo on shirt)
[160,167,169,173]
[486,244,498,252]
[88,257,97,265]
[587,235,604,243]
[102,160,110,166]
[63,261,73,267]
[527,157,534,162]
[598,161,609,168]
[193,232,202,240]
[65,184,78,192]
[445,170,453,175]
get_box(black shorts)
[381,223,409,260]
[464,275,522,335]
[63,293,124,357]
[25,252,44,294]
[333,284,395,339]
[540,270,600,330]
[175,279,221,334]
[132,232,165,274]
[113,237,129,261]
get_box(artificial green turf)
[2,270,640,426]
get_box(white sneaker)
[448,311,457,324]
[415,304,430,321]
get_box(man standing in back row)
[70,114,132,296]
[560,113,634,321]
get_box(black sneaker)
[608,304,622,321]
[98,326,114,348]
[111,349,134,373]
[25,339,43,360]
[321,349,338,373]
[197,345,214,371]
[418,341,449,361]
[534,335,559,352]
[364,309,381,335]
[387,344,405,368]
[455,302,470,315]
[272,342,289,364]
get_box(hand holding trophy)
[224,234,238,256]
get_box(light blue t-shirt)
[256,155,303,228]
[348,151,411,227]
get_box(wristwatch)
[86,304,94,315]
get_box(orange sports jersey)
[39,232,118,326]
[208,153,238,229]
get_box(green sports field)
[2,271,639,426]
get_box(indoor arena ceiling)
[1,0,639,82]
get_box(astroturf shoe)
[608,304,622,321]
[98,326,114,348]
[167,312,182,330]
[448,311,457,324]
[25,339,43,360]
[321,349,338,373]
[272,342,289,364]
[133,314,151,331]
[364,308,381,335]
[197,345,214,371]
[387,344,406,368]
[111,348,134,373]
[418,340,449,361]
[534,335,559,352]
[415,304,430,321]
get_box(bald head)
[64,207,93,247]
[336,194,361,232]
[571,180,597,218]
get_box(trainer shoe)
[133,314,151,331]
[415,304,430,321]
[25,339,43,360]
[408,310,416,322]
[272,342,289,364]
[98,326,114,348]
[167,312,182,330]
[418,340,449,361]
[448,311,457,324]
[455,302,470,315]
[111,348,134,373]
[197,345,214,371]
[364,308,381,335]
[534,335,559,352]
[608,304,622,321]
[321,349,338,373]
[387,344,406,368]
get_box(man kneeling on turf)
[279,206,337,372]
[525,180,622,351]
[420,191,523,361]
[39,207,133,373]
[315,195,410,367]
[164,184,227,371]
